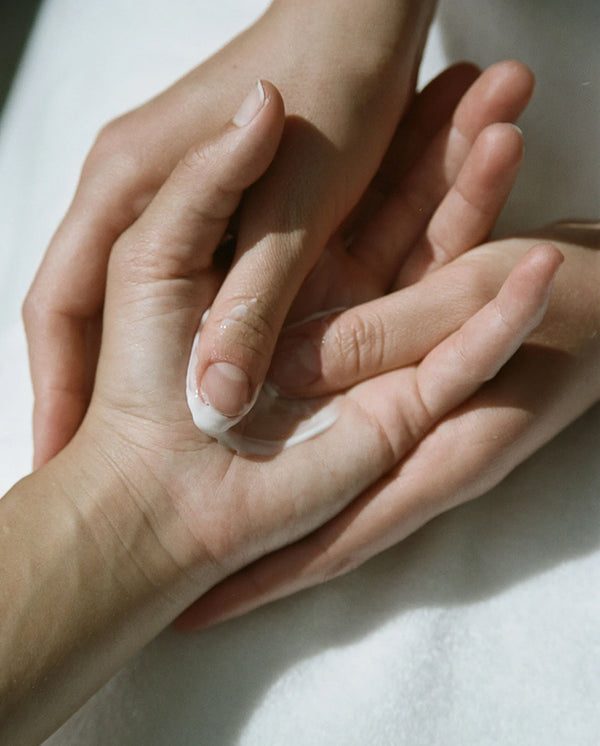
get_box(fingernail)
[269,334,322,390]
[232,80,265,127]
[200,362,252,417]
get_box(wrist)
[0,431,215,743]
[61,423,221,601]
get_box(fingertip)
[200,361,253,419]
[455,59,535,140]
[475,121,525,171]
[487,59,536,115]
[524,241,565,280]
[486,59,535,97]
[502,242,564,325]
[507,59,536,92]
[231,79,285,144]
[259,79,285,120]
[225,79,285,186]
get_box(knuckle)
[108,228,172,287]
[83,117,150,220]
[84,119,127,175]
[312,532,362,585]
[493,293,516,332]
[453,327,472,368]
[180,138,214,175]
[329,310,386,379]
[21,287,44,330]
[317,555,359,585]
[406,374,436,442]
[425,231,457,268]
[109,229,149,275]
[216,298,276,362]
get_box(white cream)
[186,332,258,435]
[212,382,340,455]
[186,330,339,455]
[218,298,258,332]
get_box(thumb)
[108,81,285,293]
[98,81,285,391]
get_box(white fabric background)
[0,1,598,744]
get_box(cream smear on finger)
[186,309,339,455]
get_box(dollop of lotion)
[186,332,339,455]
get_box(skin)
[1,80,563,744]
[24,0,437,467]
[174,75,600,628]
[177,229,599,631]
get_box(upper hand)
[24,0,436,467]
[177,224,598,630]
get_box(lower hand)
[177,222,599,630]
[174,74,600,628]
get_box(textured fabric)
[0,1,598,744]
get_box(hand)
[24,0,438,467]
[273,58,534,324]
[174,85,600,632]
[74,78,561,611]
[175,227,598,632]
[2,81,561,741]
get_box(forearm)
[202,0,437,130]
[0,440,209,745]
[267,0,437,65]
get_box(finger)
[187,85,404,425]
[23,72,253,469]
[269,229,522,397]
[176,243,563,630]
[28,82,284,466]
[283,64,481,318]
[333,244,563,467]
[269,240,560,399]
[395,121,524,286]
[24,205,117,467]
[108,81,285,302]
[408,243,563,420]
[372,62,480,195]
[349,60,534,287]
